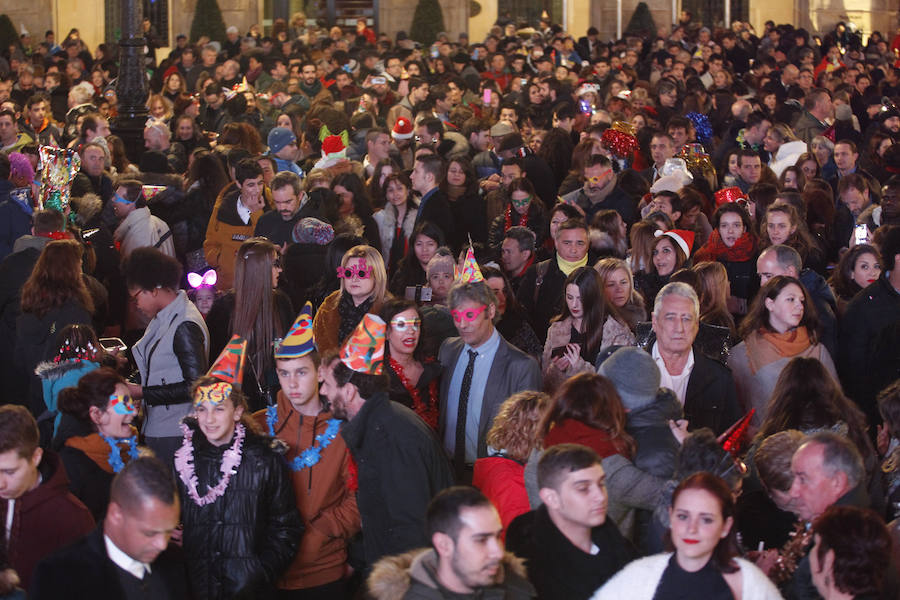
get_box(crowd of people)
[1,10,900,600]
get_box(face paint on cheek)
[194,381,232,407]
[109,393,137,416]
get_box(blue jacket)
[0,181,32,260]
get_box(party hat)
[142,185,167,201]
[208,335,247,386]
[656,229,695,258]
[275,302,315,359]
[457,246,484,284]
[339,314,386,375]
[714,186,746,207]
[721,409,755,457]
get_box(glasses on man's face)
[337,266,373,279]
[130,289,145,303]
[390,317,421,332]
[451,305,488,323]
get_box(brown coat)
[252,391,360,589]
[312,290,384,357]
[202,184,271,291]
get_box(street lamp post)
[111,0,149,164]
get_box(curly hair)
[828,243,881,302]
[485,391,549,462]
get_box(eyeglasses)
[337,265,373,279]
[451,305,488,323]
[390,317,421,332]
[130,289,145,303]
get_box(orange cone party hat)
[209,335,247,385]
[457,246,484,284]
[339,314,386,375]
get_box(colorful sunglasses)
[109,393,137,416]
[390,317,421,332]
[194,381,232,406]
[451,305,488,323]
[337,265,373,279]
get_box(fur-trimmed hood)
[368,548,533,600]
[34,358,100,381]
[70,192,102,223]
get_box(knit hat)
[195,335,247,405]
[655,229,695,258]
[597,347,660,410]
[292,217,335,245]
[267,127,297,154]
[275,302,315,359]
[714,186,745,207]
[392,117,414,140]
[339,314,386,375]
[489,121,515,138]
[426,252,457,280]
[457,246,484,283]
[8,152,34,186]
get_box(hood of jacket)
[34,358,100,381]
[71,192,102,224]
[626,388,683,428]
[19,451,73,513]
[799,268,837,309]
[368,547,530,600]
[11,234,51,254]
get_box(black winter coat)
[341,391,454,569]
[626,389,681,479]
[177,419,303,600]
[839,274,900,422]
[506,505,635,600]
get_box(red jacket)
[472,456,530,538]
[1,451,94,589]
[253,392,360,589]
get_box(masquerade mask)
[187,269,218,289]
[109,393,137,416]
[510,194,531,210]
[337,259,373,279]
[194,381,232,406]
[390,317,421,332]
[451,305,488,323]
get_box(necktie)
[454,349,478,477]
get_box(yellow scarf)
[557,254,588,276]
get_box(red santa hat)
[392,117,414,140]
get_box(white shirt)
[652,342,695,406]
[105,534,151,580]
[236,197,252,224]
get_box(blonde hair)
[594,257,644,307]
[340,245,387,304]
[485,391,549,462]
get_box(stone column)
[111,0,149,164]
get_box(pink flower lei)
[174,422,246,506]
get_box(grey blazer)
[438,332,542,458]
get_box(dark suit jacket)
[30,526,188,600]
[415,188,459,251]
[438,332,541,458]
[684,351,742,436]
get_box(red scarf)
[504,205,528,233]
[695,229,756,263]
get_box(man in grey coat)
[439,279,541,481]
